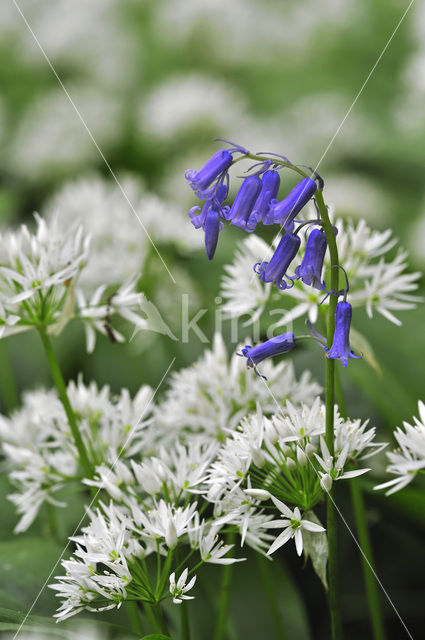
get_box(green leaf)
[350,326,382,377]
[0,607,59,635]
[0,537,65,613]
[139,635,172,640]
[303,511,328,590]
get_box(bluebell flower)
[185,149,233,198]
[189,183,227,259]
[239,332,296,377]
[270,177,317,229]
[224,176,262,231]
[254,232,301,290]
[246,170,281,230]
[294,228,327,290]
[189,183,228,229]
[326,301,361,366]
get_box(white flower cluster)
[50,434,244,621]
[375,401,425,495]
[154,333,322,440]
[0,378,154,532]
[0,213,148,350]
[204,399,384,557]
[1,337,385,622]
[220,217,421,327]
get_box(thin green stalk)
[255,554,287,640]
[0,340,19,412]
[180,601,191,640]
[335,370,386,640]
[126,601,144,635]
[38,328,92,479]
[152,603,170,636]
[143,602,162,634]
[315,189,342,640]
[214,532,236,640]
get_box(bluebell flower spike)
[238,332,296,378]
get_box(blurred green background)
[0,0,424,638]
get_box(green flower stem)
[126,601,145,635]
[314,189,342,640]
[152,603,170,636]
[255,554,287,640]
[143,602,162,634]
[335,370,386,640]
[180,601,191,640]
[0,340,19,412]
[38,328,93,479]
[214,532,236,640]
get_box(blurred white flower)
[139,73,247,140]
[375,400,425,495]
[8,86,122,180]
[221,234,273,324]
[0,378,154,531]
[44,174,202,294]
[0,214,89,337]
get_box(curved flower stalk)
[375,400,425,494]
[185,142,395,638]
[0,378,154,532]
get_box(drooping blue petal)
[270,178,317,228]
[326,301,361,366]
[189,181,229,228]
[185,150,233,197]
[224,176,262,230]
[204,209,221,260]
[246,170,281,231]
[254,232,301,290]
[239,332,296,377]
[294,228,327,290]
